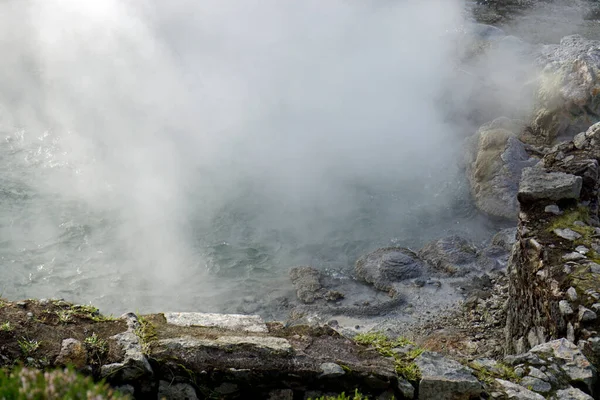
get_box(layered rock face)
[505,122,600,363]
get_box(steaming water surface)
[0,127,496,317]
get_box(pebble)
[563,252,587,261]
[567,287,579,301]
[554,228,582,241]
[559,300,574,315]
[545,205,561,215]
[576,246,590,255]
[26,312,33,320]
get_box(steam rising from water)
[0,0,534,315]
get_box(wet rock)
[554,228,582,241]
[518,167,582,203]
[158,381,198,400]
[55,338,87,369]
[551,388,594,400]
[418,235,478,275]
[165,312,268,333]
[289,266,323,304]
[355,247,424,293]
[414,351,482,399]
[496,379,545,400]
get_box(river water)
[1,0,599,318]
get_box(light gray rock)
[518,168,582,203]
[101,313,153,381]
[55,338,86,369]
[158,381,198,400]
[414,352,482,400]
[158,335,293,354]
[563,252,587,261]
[554,228,582,241]
[355,247,424,293]
[319,363,345,378]
[576,246,590,255]
[530,339,597,393]
[551,387,594,400]
[568,323,576,343]
[559,300,574,315]
[545,204,562,215]
[579,306,598,322]
[164,312,268,333]
[496,379,545,400]
[574,132,589,149]
[533,36,600,143]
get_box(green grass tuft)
[354,331,422,381]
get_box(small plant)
[354,332,423,381]
[84,333,109,364]
[469,360,521,385]
[17,337,40,357]
[56,309,73,324]
[0,322,13,332]
[308,389,371,400]
[134,314,156,355]
[0,365,130,399]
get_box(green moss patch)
[354,332,423,381]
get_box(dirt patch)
[0,298,126,376]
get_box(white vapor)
[0,0,534,314]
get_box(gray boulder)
[418,235,478,275]
[466,119,536,220]
[530,35,600,144]
[289,266,344,304]
[530,339,597,394]
[414,351,482,400]
[517,167,582,203]
[355,247,424,294]
[496,379,545,400]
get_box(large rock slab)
[414,351,482,400]
[164,312,268,333]
[355,247,424,294]
[517,167,582,203]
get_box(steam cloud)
[0,0,536,315]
